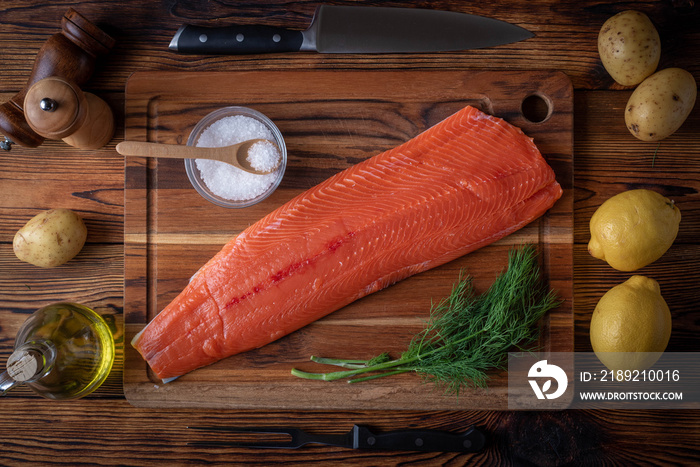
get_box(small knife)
[187,424,486,452]
[170,5,533,55]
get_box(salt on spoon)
[115,138,281,175]
[246,140,281,173]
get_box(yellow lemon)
[588,189,680,271]
[590,275,671,373]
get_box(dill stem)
[310,356,369,369]
[291,357,406,381]
[349,368,412,383]
[292,326,491,382]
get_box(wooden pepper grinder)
[23,77,115,150]
[0,8,115,150]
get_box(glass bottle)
[0,302,115,400]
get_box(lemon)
[590,275,672,373]
[588,189,680,271]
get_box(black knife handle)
[354,425,486,452]
[171,24,304,54]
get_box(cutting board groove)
[123,70,573,409]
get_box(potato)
[13,209,87,268]
[625,68,697,141]
[598,10,660,86]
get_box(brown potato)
[598,10,660,86]
[13,209,87,267]
[625,68,697,141]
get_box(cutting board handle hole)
[521,93,552,124]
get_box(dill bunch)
[291,244,561,395]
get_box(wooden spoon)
[115,138,281,175]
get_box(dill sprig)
[291,244,561,395]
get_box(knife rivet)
[272,34,281,43]
[415,438,424,447]
[236,33,244,42]
[198,34,207,43]
[366,436,376,446]
[464,440,472,448]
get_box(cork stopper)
[6,349,42,382]
[24,77,87,140]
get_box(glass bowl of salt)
[185,106,287,208]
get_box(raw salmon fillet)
[132,105,563,380]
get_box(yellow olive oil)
[2,302,115,400]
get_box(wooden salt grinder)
[23,77,115,150]
[0,8,115,150]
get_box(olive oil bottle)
[0,302,115,400]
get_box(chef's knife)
[169,5,533,54]
[187,424,486,452]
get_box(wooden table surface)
[1,0,698,465]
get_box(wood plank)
[123,70,573,409]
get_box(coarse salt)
[247,140,281,173]
[195,115,281,201]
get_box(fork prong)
[186,426,299,449]
[187,426,295,434]
[187,441,300,449]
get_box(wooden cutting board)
[123,70,573,409]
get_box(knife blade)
[169,5,533,55]
[187,424,487,452]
